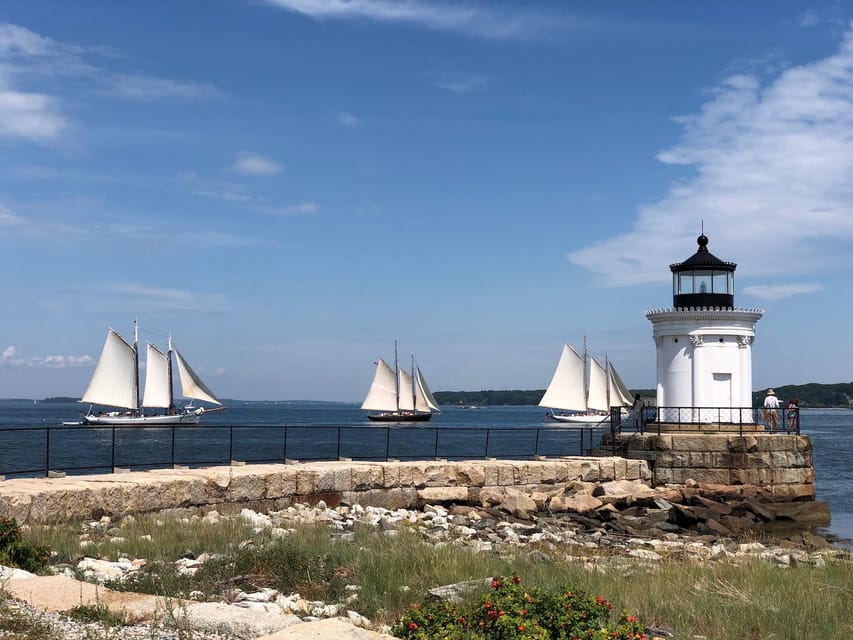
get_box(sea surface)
[0,400,850,544]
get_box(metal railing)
[617,405,800,437]
[0,424,609,479]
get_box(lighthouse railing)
[624,405,799,436]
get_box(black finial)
[697,233,709,252]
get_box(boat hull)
[548,412,610,425]
[367,412,433,423]
[76,412,201,426]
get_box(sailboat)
[539,339,633,425]
[361,342,441,422]
[69,322,224,425]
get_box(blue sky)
[1,1,852,401]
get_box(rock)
[255,617,398,639]
[184,601,302,638]
[551,494,603,513]
[496,488,537,519]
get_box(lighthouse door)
[712,373,733,422]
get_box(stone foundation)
[602,433,815,501]
[0,457,651,525]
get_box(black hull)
[367,412,433,423]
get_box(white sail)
[361,358,398,412]
[397,367,415,411]
[539,344,587,411]
[414,366,441,413]
[80,329,138,410]
[142,342,172,408]
[174,349,222,405]
[608,363,634,407]
[587,356,609,412]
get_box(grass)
[15,513,853,639]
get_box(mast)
[411,352,417,413]
[394,340,400,413]
[605,353,611,409]
[583,336,589,407]
[167,334,175,415]
[133,319,140,416]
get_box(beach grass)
[17,515,853,639]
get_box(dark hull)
[367,412,433,423]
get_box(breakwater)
[0,457,648,524]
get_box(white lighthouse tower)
[645,234,764,425]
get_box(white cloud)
[176,172,255,202]
[435,76,486,95]
[569,25,853,287]
[232,152,284,176]
[337,111,361,127]
[799,11,821,28]
[89,283,227,313]
[254,201,319,216]
[263,0,561,40]
[102,74,222,101]
[0,21,223,143]
[741,283,824,300]
[0,348,93,368]
[0,89,65,141]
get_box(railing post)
[484,429,490,458]
[229,426,234,462]
[385,428,391,461]
[534,428,541,457]
[337,426,342,460]
[44,427,50,478]
[283,426,287,462]
[434,428,439,459]
[111,426,116,470]
[171,426,176,466]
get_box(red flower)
[492,579,500,589]
[407,622,418,630]
[517,624,525,632]
[512,575,522,584]
[485,600,492,609]
[627,615,637,623]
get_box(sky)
[1,1,852,402]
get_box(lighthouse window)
[695,273,712,294]
[677,272,694,294]
[713,271,730,294]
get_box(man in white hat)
[763,388,780,433]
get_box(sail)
[361,358,398,411]
[539,344,587,411]
[142,342,172,408]
[414,366,441,413]
[397,367,415,411]
[608,363,634,407]
[587,356,609,412]
[80,328,138,410]
[174,349,222,405]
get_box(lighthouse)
[645,234,764,424]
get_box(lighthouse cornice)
[645,307,764,323]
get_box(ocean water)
[0,401,850,543]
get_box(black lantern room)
[670,234,736,308]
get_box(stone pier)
[0,457,650,525]
[602,433,816,501]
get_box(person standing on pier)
[763,388,780,433]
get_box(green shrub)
[392,575,645,640]
[0,517,50,573]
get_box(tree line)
[436,382,853,408]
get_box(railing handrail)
[0,423,608,479]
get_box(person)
[787,398,800,433]
[763,388,780,433]
[631,393,642,422]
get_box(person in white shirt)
[763,388,780,433]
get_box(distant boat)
[68,322,224,426]
[361,342,441,422]
[539,339,633,425]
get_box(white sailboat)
[539,340,634,425]
[70,322,224,425]
[361,342,441,422]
